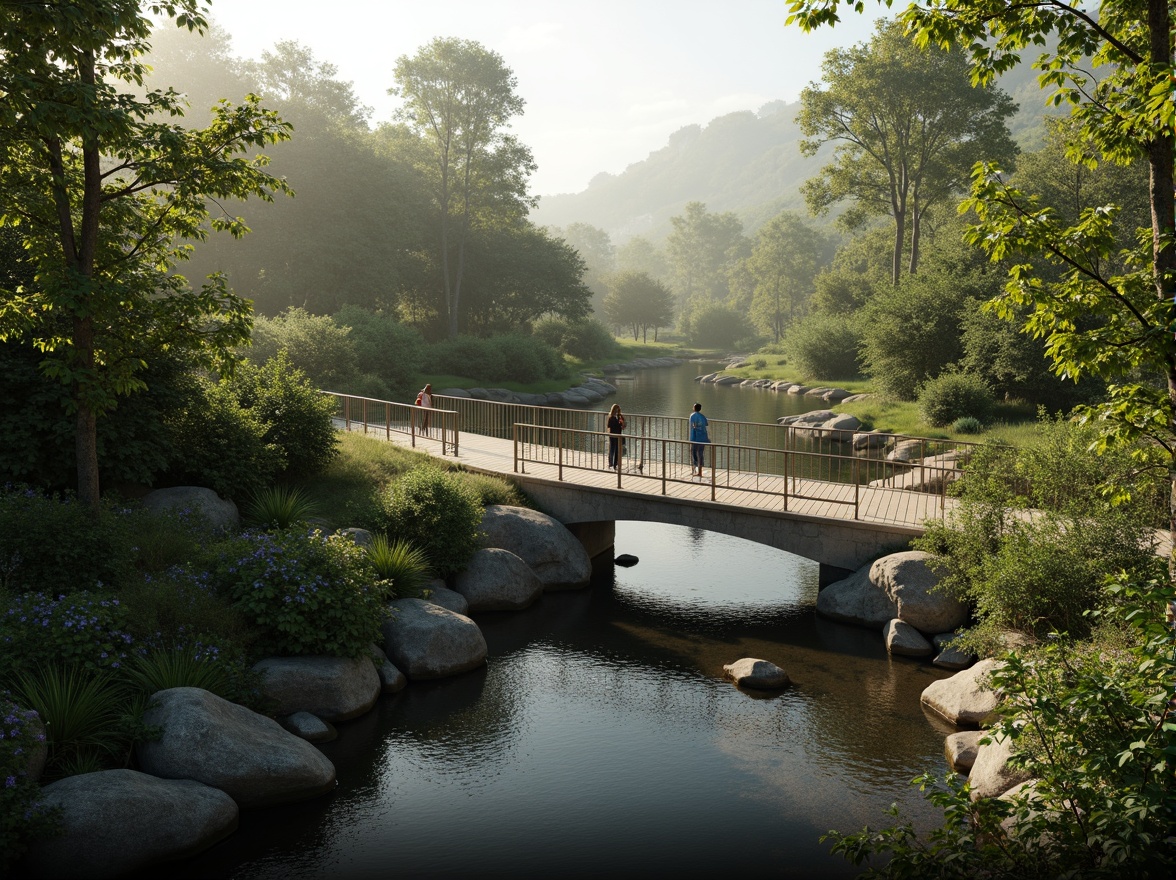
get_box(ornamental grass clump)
[211,529,392,659]
[244,485,321,530]
[0,696,60,871]
[366,535,431,599]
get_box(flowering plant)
[0,591,134,676]
[212,529,391,659]
[0,696,59,870]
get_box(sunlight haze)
[199,0,885,196]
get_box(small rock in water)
[615,554,639,567]
[280,711,337,743]
[723,658,791,690]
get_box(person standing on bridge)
[416,383,433,434]
[607,404,626,469]
[689,402,709,477]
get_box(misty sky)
[205,0,886,197]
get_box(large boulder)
[137,687,336,808]
[453,548,544,612]
[871,551,968,634]
[141,487,238,533]
[19,769,237,879]
[969,732,1033,800]
[382,598,487,680]
[369,644,407,694]
[251,655,380,723]
[722,658,791,690]
[920,659,1003,727]
[480,505,591,590]
[815,565,897,629]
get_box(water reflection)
[163,521,951,880]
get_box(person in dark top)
[607,404,626,469]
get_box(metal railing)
[511,423,963,520]
[322,391,460,456]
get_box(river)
[162,361,956,879]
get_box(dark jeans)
[609,435,622,468]
[691,443,706,470]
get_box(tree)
[665,201,749,306]
[391,38,536,338]
[616,234,669,281]
[549,222,615,316]
[746,212,831,342]
[602,270,675,342]
[0,0,291,510]
[797,18,1018,285]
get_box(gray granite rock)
[137,687,336,807]
[920,659,1003,727]
[883,618,934,656]
[424,580,471,615]
[970,732,1033,800]
[382,598,487,680]
[19,770,238,879]
[723,658,792,690]
[251,655,380,722]
[480,505,591,590]
[141,487,238,533]
[945,730,983,774]
[815,565,898,629]
[871,551,968,634]
[338,527,374,547]
[280,711,337,743]
[369,643,408,694]
[453,547,544,611]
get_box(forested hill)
[532,62,1053,243]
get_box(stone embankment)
[17,500,594,879]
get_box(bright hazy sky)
[204,0,887,197]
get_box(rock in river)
[382,597,488,679]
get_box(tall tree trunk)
[908,199,922,276]
[1146,0,1176,576]
[891,207,906,286]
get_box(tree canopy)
[0,0,291,508]
[798,17,1018,285]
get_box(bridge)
[325,391,970,579]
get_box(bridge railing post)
[783,444,790,512]
[710,445,716,501]
[661,440,667,495]
[558,428,564,481]
[854,457,860,519]
[410,405,416,448]
[513,423,520,473]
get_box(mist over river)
[158,361,954,879]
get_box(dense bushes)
[533,316,617,361]
[918,371,995,427]
[0,591,135,677]
[372,467,484,575]
[782,312,862,379]
[0,695,59,871]
[211,529,391,659]
[679,299,752,349]
[422,334,567,383]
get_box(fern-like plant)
[125,649,232,699]
[367,534,432,598]
[244,485,320,530]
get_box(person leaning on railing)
[607,404,625,469]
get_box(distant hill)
[532,61,1057,244]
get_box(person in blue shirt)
[689,402,709,477]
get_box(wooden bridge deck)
[339,421,955,531]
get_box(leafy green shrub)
[227,352,339,478]
[367,535,431,598]
[825,577,1176,878]
[424,336,505,381]
[372,467,484,576]
[679,300,752,349]
[0,487,134,594]
[951,415,984,434]
[752,357,768,370]
[8,667,133,779]
[556,319,617,361]
[491,334,566,382]
[163,378,284,500]
[918,371,995,427]
[0,695,60,870]
[244,485,321,530]
[0,592,135,677]
[782,312,863,380]
[123,505,217,575]
[211,529,391,659]
[457,472,531,508]
[249,307,359,390]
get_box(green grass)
[838,396,1038,443]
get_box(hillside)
[532,61,1057,243]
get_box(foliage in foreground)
[824,576,1176,878]
[0,695,59,871]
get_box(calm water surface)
[164,363,954,879]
